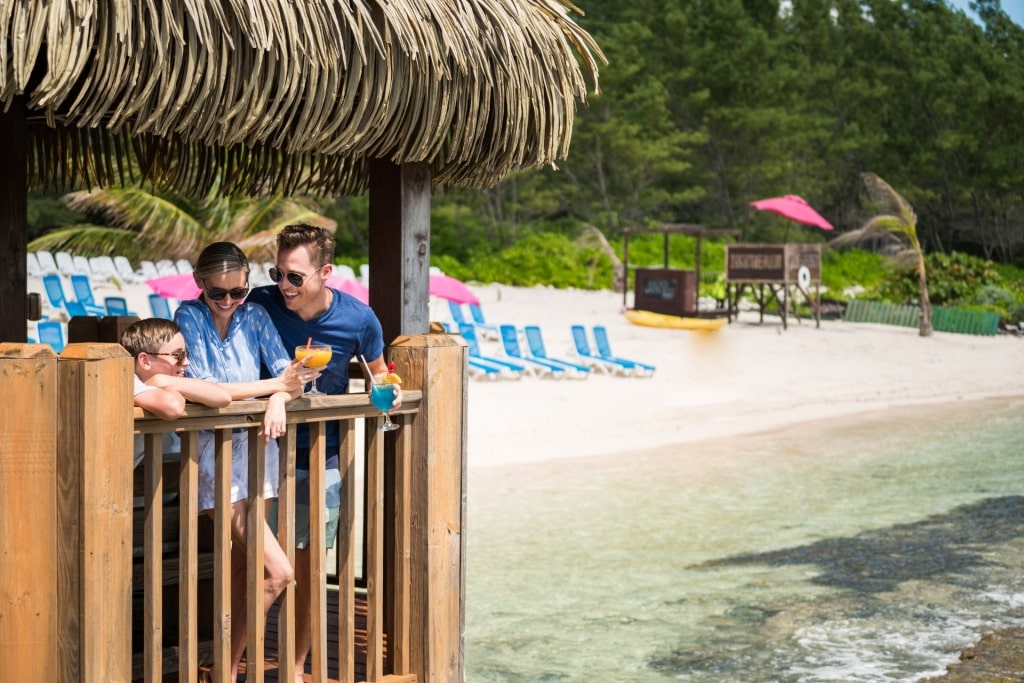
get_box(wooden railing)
[0,332,468,683]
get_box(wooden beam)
[368,159,432,344]
[0,99,28,342]
[57,343,135,682]
[0,344,59,681]
[389,334,468,683]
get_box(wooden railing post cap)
[0,342,58,359]
[58,343,131,360]
[390,332,466,349]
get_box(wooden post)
[368,159,432,342]
[56,343,135,682]
[389,333,468,683]
[0,98,28,342]
[0,344,59,680]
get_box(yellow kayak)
[625,309,729,331]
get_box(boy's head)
[120,319,190,380]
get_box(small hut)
[0,0,603,342]
[1,3,602,681]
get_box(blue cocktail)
[370,383,396,412]
[370,375,401,431]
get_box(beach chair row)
[36,272,175,324]
[28,250,193,285]
[445,321,655,380]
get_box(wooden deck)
[191,589,381,683]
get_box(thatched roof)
[1,0,602,196]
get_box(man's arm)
[146,374,233,408]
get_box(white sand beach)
[458,284,1024,468]
[28,276,1024,471]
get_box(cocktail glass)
[294,344,333,396]
[370,374,401,431]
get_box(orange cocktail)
[295,344,332,395]
[295,345,332,368]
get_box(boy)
[120,318,232,466]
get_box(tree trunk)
[579,225,624,293]
[917,253,933,337]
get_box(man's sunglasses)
[147,349,189,366]
[203,283,250,301]
[268,266,311,288]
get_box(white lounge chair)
[27,252,43,278]
[73,254,93,276]
[89,255,121,284]
[138,260,160,279]
[55,251,77,277]
[35,250,59,275]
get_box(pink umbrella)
[750,194,833,231]
[146,273,201,300]
[430,274,479,305]
[326,275,369,303]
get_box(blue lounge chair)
[447,300,468,326]
[523,326,591,377]
[458,323,530,377]
[569,325,633,375]
[468,303,501,339]
[36,321,66,352]
[498,325,565,378]
[104,296,137,317]
[592,325,656,377]
[69,274,110,316]
[149,294,173,320]
[449,300,498,340]
[440,322,516,379]
[42,274,104,317]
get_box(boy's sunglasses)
[268,266,309,288]
[147,348,189,366]
[203,283,250,301]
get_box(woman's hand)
[279,357,321,393]
[391,383,403,408]
[260,392,290,442]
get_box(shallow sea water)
[465,397,1024,682]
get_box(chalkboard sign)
[635,268,697,315]
[643,278,677,301]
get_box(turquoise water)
[466,398,1024,682]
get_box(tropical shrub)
[877,251,1002,306]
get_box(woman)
[174,242,319,683]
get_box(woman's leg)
[226,499,295,681]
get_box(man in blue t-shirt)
[248,223,399,681]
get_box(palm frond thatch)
[3,0,604,196]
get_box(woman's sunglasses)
[147,348,189,366]
[268,266,309,288]
[203,283,250,301]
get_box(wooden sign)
[634,268,697,315]
[726,244,821,283]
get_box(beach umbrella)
[430,274,480,305]
[750,195,833,231]
[326,275,370,304]
[146,273,201,301]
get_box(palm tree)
[832,172,932,337]
[28,184,336,265]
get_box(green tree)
[834,172,933,336]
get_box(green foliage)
[878,252,1001,305]
[456,232,614,289]
[27,192,85,241]
[820,249,888,294]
